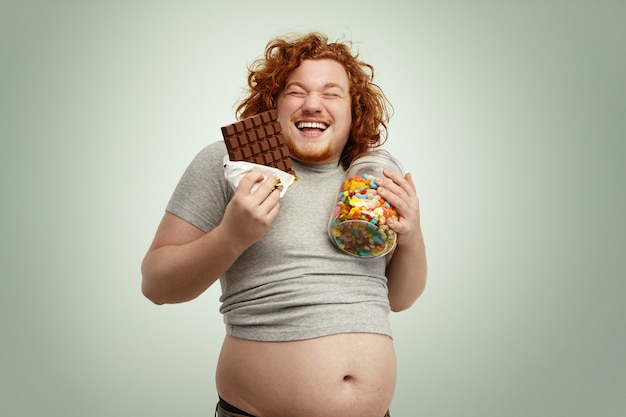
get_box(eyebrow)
[285,81,346,91]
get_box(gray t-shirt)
[166,141,392,341]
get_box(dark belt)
[215,404,252,417]
[215,399,255,417]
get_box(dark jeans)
[215,398,391,417]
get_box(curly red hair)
[235,32,392,169]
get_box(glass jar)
[328,149,405,258]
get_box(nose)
[302,92,323,114]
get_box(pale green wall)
[1,1,624,416]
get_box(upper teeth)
[296,121,327,130]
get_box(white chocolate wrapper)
[223,156,296,198]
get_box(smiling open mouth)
[296,121,328,132]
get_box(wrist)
[210,223,249,257]
[396,229,425,252]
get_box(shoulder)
[179,141,227,178]
[192,141,228,165]
[166,141,231,231]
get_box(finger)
[237,170,266,194]
[404,172,416,192]
[261,186,282,212]
[252,174,279,198]
[377,175,420,223]
[376,175,409,204]
[382,169,416,196]
[252,175,283,214]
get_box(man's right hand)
[141,170,282,305]
[220,170,282,251]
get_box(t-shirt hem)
[225,324,393,342]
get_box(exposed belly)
[216,333,396,417]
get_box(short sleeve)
[165,141,233,232]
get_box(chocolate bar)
[221,110,294,175]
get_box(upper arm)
[147,211,207,252]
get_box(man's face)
[276,59,352,164]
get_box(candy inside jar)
[328,150,404,258]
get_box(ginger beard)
[284,115,349,164]
[287,143,328,163]
[285,136,334,164]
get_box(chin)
[287,141,334,164]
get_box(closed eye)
[285,90,307,98]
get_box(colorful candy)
[328,173,398,257]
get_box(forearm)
[141,224,244,304]
[141,171,283,305]
[385,233,427,312]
